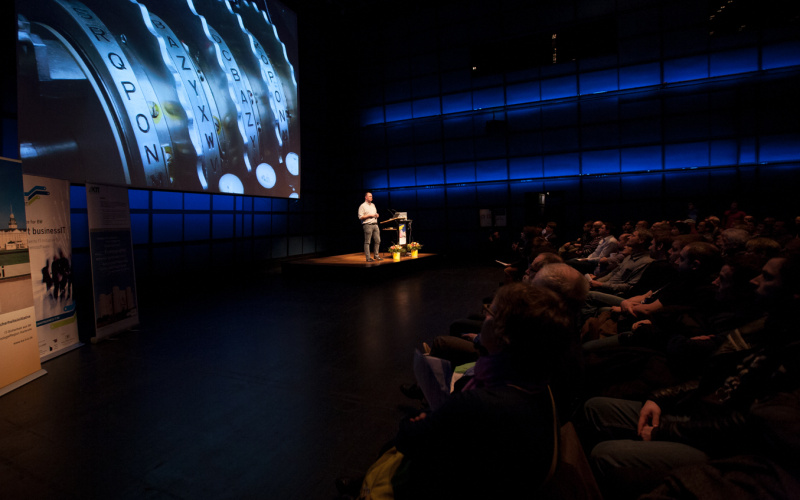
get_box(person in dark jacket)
[581,254,800,499]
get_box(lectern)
[380,214,413,245]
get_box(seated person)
[586,229,654,297]
[592,232,631,278]
[394,283,573,500]
[581,254,800,500]
[569,221,619,274]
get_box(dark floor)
[0,259,502,499]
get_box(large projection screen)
[16,0,300,198]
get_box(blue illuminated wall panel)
[446,162,476,183]
[390,167,416,187]
[507,82,541,105]
[509,156,544,179]
[128,189,149,209]
[386,102,413,122]
[185,214,210,241]
[442,93,472,114]
[153,191,181,210]
[473,87,505,109]
[541,76,577,100]
[416,165,445,185]
[413,97,441,118]
[70,186,87,209]
[582,150,621,175]
[710,48,758,77]
[364,170,389,189]
[580,69,618,95]
[476,159,508,181]
[619,63,661,89]
[759,134,800,162]
[387,190,417,210]
[185,193,210,210]
[664,54,706,81]
[665,142,709,170]
[153,214,182,243]
[212,194,234,211]
[762,41,800,70]
[130,214,149,245]
[710,140,738,166]
[543,153,580,177]
[621,146,662,172]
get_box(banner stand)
[40,342,83,362]
[0,369,47,398]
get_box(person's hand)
[611,306,622,314]
[637,400,661,437]
[639,424,656,441]
[619,299,635,316]
[409,412,427,423]
[461,333,478,341]
[632,319,652,331]
[589,279,603,288]
[690,335,715,341]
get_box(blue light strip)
[361,43,800,126]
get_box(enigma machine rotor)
[17,0,300,197]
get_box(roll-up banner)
[23,175,82,361]
[86,184,139,342]
[0,158,46,396]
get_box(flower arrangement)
[389,244,405,254]
[406,242,422,252]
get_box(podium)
[380,216,413,244]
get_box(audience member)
[582,254,800,499]
[392,284,574,500]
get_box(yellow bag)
[358,446,404,500]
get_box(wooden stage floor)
[281,252,440,277]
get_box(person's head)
[669,234,704,265]
[621,221,635,233]
[720,228,750,255]
[599,222,615,237]
[750,255,800,306]
[630,229,653,252]
[713,254,762,301]
[524,252,563,283]
[636,220,650,231]
[591,220,604,235]
[480,283,572,372]
[617,233,631,247]
[542,222,557,235]
[531,263,590,315]
[745,237,782,261]
[649,232,673,260]
[677,241,722,277]
[364,192,373,203]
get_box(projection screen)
[16,0,300,198]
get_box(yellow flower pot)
[392,252,401,262]
[411,250,418,258]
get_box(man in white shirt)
[358,192,382,262]
[570,222,619,273]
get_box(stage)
[281,252,440,278]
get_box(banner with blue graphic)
[23,175,81,361]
